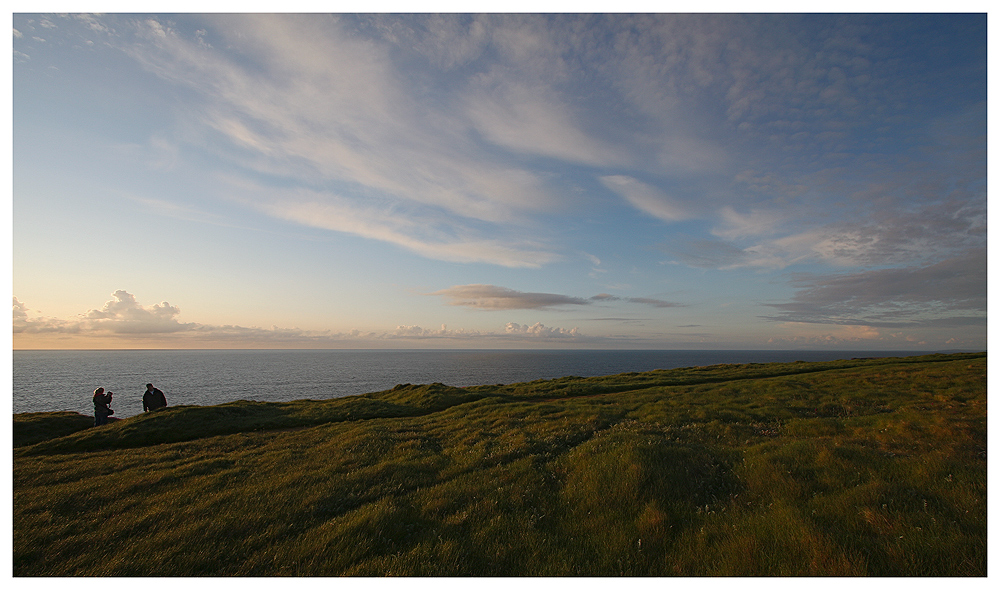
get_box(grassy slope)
[13,353,986,576]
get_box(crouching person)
[93,388,114,426]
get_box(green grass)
[13,352,986,576]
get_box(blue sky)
[11,12,988,349]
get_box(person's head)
[146,383,154,391]
[94,387,104,397]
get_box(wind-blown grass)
[13,353,986,576]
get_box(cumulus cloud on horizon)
[84,290,188,334]
[13,291,587,345]
[14,290,190,335]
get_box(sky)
[9,11,989,350]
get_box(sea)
[12,349,943,419]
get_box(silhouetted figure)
[143,383,167,412]
[93,388,114,426]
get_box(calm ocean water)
[12,349,939,419]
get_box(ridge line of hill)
[14,352,985,454]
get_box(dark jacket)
[143,388,167,412]
[94,393,113,417]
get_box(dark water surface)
[13,349,939,419]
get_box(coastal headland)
[13,352,986,576]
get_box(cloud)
[504,322,580,338]
[601,175,691,222]
[12,292,587,347]
[712,207,787,240]
[100,14,865,272]
[628,298,685,309]
[112,15,567,266]
[590,294,685,308]
[83,290,188,334]
[432,286,686,312]
[15,13,985,292]
[261,191,559,268]
[661,238,750,269]
[765,324,885,347]
[129,195,248,231]
[432,284,589,310]
[14,291,189,335]
[762,248,986,328]
[760,321,988,349]
[666,175,986,271]
[13,298,27,322]
[12,298,76,334]
[464,81,618,166]
[388,322,583,341]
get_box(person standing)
[93,388,114,426]
[143,383,167,412]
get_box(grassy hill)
[13,352,986,576]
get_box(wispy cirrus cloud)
[712,207,788,240]
[113,15,567,267]
[111,14,909,271]
[601,175,692,223]
[464,81,620,166]
[43,13,984,277]
[260,190,560,268]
